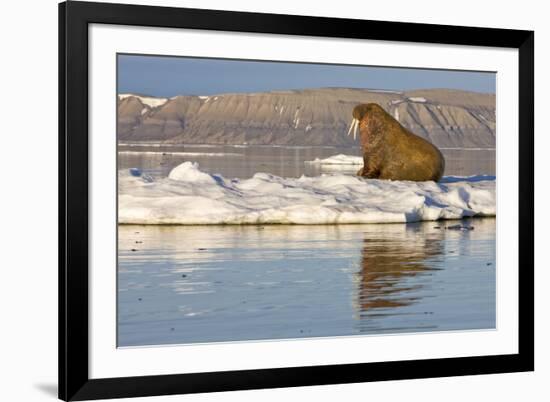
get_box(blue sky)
[118,54,496,97]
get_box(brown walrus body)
[349,103,445,181]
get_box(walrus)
[347,103,445,181]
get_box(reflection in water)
[357,241,430,310]
[355,226,444,312]
[118,220,496,346]
[353,226,444,334]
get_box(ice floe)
[118,161,496,225]
[305,154,363,166]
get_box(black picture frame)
[59,1,534,400]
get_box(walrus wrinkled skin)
[348,103,445,182]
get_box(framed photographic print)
[59,1,534,400]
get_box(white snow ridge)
[119,94,168,108]
[118,162,496,225]
[408,97,427,103]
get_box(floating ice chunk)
[305,154,363,165]
[118,162,496,225]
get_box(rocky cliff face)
[117,88,495,148]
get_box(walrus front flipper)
[357,155,381,179]
[359,169,381,179]
[357,158,380,178]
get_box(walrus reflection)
[354,225,444,316]
[348,103,445,182]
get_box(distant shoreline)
[117,88,496,148]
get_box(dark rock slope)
[117,88,495,148]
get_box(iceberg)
[118,161,496,225]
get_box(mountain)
[117,88,495,148]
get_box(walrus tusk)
[347,118,356,137]
[347,118,359,140]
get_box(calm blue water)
[118,219,496,346]
[117,144,496,179]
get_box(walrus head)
[347,103,388,140]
